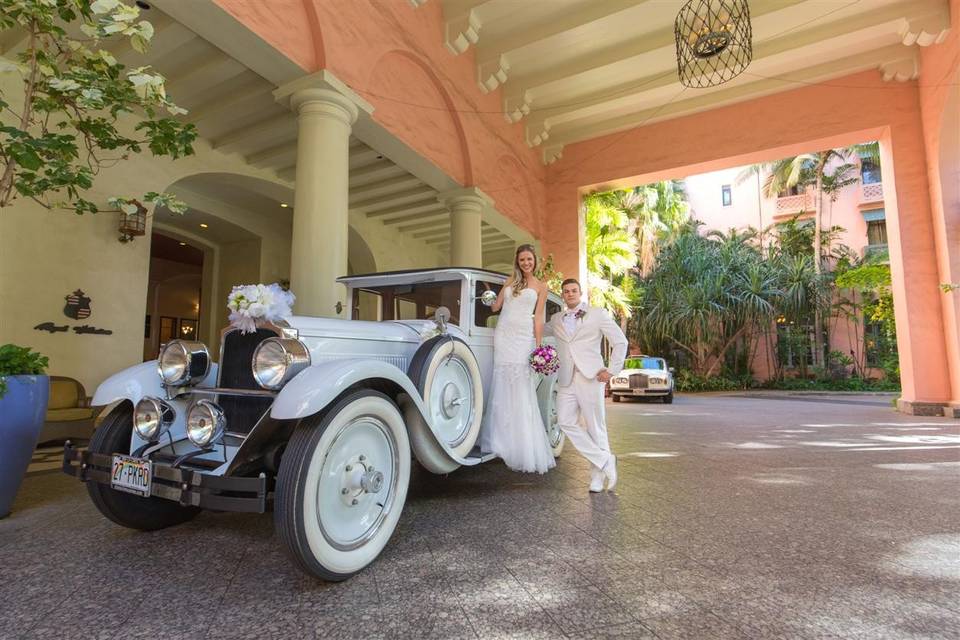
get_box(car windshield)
[351,280,461,324]
[625,357,664,370]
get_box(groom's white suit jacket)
[547,305,629,388]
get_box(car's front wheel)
[663,391,674,404]
[611,393,621,403]
[86,406,200,531]
[275,390,411,581]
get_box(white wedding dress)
[481,286,556,474]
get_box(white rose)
[247,302,266,318]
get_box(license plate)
[111,455,152,497]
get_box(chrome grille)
[218,328,277,434]
[629,373,648,389]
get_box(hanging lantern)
[675,0,752,88]
[118,199,147,243]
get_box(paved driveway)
[3,394,959,639]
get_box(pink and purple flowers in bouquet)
[529,344,560,376]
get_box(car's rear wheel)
[86,406,200,531]
[275,390,411,581]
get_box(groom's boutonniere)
[574,308,587,320]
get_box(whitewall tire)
[275,390,411,581]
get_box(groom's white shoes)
[603,455,618,492]
[589,467,604,493]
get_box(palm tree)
[606,180,690,276]
[737,142,880,367]
[583,193,635,319]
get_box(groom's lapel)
[569,306,589,340]
[553,315,571,341]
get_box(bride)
[480,244,556,474]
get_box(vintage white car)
[63,268,564,581]
[608,355,675,403]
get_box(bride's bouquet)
[529,344,560,376]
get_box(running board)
[461,447,498,465]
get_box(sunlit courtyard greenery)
[583,159,899,391]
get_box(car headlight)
[158,340,210,386]
[134,396,174,441]
[252,338,310,390]
[186,399,226,448]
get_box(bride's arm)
[490,284,506,313]
[534,284,548,346]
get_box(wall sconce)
[118,199,147,243]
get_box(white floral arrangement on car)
[227,283,296,334]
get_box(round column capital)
[289,88,361,127]
[437,186,493,215]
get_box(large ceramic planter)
[0,375,49,518]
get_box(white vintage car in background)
[63,268,564,581]
[609,355,675,403]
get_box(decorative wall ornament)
[63,289,91,320]
[675,0,752,88]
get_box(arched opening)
[144,233,204,361]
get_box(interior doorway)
[144,233,204,360]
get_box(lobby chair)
[39,376,95,445]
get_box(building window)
[861,160,882,184]
[721,184,732,206]
[867,220,887,246]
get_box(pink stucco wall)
[212,0,547,239]
[919,0,960,403]
[545,70,951,404]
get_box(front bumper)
[62,443,270,513]
[610,387,671,396]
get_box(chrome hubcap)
[318,416,398,551]
[430,355,475,447]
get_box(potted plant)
[0,344,49,518]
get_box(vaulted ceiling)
[430,0,951,164]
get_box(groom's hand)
[596,369,612,383]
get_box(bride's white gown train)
[481,286,556,474]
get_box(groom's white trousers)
[556,371,612,470]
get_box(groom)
[546,278,628,493]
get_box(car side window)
[475,280,502,329]
[352,281,461,325]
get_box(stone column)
[438,187,492,268]
[276,72,372,317]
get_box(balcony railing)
[775,192,816,216]
[861,182,883,203]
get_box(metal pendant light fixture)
[675,0,753,88]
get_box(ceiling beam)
[366,199,443,219]
[349,162,406,188]
[524,0,940,137]
[503,0,805,120]
[183,75,274,124]
[380,211,449,226]
[212,113,293,151]
[349,175,424,201]
[352,187,437,212]
[475,0,649,92]
[545,44,913,150]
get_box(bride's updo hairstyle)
[509,244,538,297]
